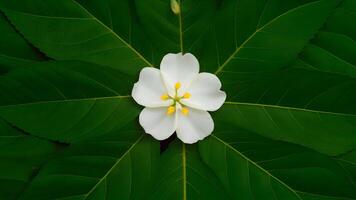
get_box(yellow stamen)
[182,92,191,99]
[161,93,169,100]
[167,106,175,115]
[175,82,181,90]
[181,107,189,116]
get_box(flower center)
[161,82,191,116]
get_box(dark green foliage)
[0,0,355,199]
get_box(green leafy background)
[0,0,355,199]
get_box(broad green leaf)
[75,0,181,65]
[0,60,159,199]
[221,101,356,156]
[224,0,356,104]
[199,117,356,199]
[0,12,42,61]
[19,134,159,200]
[184,0,340,73]
[148,141,228,200]
[211,0,356,155]
[0,56,40,73]
[337,151,356,192]
[0,12,46,74]
[0,97,138,142]
[0,119,61,200]
[0,0,153,75]
[211,0,334,72]
[199,135,301,200]
[0,61,139,142]
[299,0,356,78]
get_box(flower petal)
[139,107,177,140]
[160,53,199,95]
[181,73,226,111]
[176,108,214,144]
[132,67,172,107]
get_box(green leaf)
[215,0,343,98]
[0,12,42,62]
[220,102,356,156]
[0,0,153,75]
[148,141,229,200]
[0,61,139,142]
[0,0,355,199]
[0,11,46,74]
[299,0,356,78]
[215,0,338,73]
[19,134,159,200]
[0,97,138,142]
[199,117,356,199]
[213,0,356,155]
[223,0,356,103]
[75,0,181,65]
[184,0,340,73]
[0,119,60,200]
[199,136,301,200]
[337,151,356,192]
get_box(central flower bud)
[161,82,190,116]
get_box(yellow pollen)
[161,93,169,100]
[181,107,189,116]
[175,82,181,90]
[167,106,175,115]
[182,92,191,99]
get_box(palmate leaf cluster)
[0,0,356,199]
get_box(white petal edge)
[132,67,172,108]
[180,73,226,111]
[176,108,214,144]
[139,107,177,140]
[160,53,199,96]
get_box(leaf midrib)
[178,0,184,53]
[211,134,303,200]
[224,101,356,117]
[83,134,145,199]
[182,143,187,200]
[0,95,131,109]
[178,1,188,199]
[71,0,154,67]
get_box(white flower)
[132,53,226,144]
